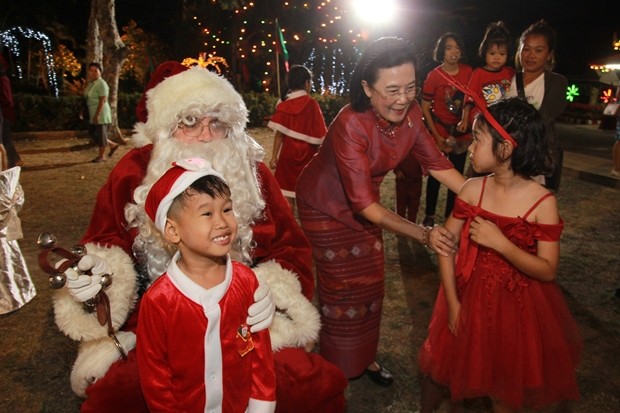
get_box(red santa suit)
[267,90,326,197]
[51,64,347,413]
[138,256,276,413]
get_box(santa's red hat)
[135,61,188,123]
[145,157,226,232]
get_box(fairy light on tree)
[0,26,59,97]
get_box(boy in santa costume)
[52,63,347,413]
[139,157,275,412]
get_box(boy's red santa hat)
[145,157,226,232]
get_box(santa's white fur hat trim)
[143,66,248,144]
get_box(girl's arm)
[438,213,465,335]
[269,130,284,169]
[468,196,560,281]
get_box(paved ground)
[1,123,618,412]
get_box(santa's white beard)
[125,134,266,283]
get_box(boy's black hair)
[475,97,552,177]
[349,37,418,112]
[169,175,231,216]
[89,62,103,73]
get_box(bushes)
[13,93,142,131]
[12,92,349,131]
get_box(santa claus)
[52,62,347,412]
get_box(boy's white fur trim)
[53,244,138,341]
[252,260,320,351]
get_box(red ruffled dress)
[419,178,582,409]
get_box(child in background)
[268,65,327,211]
[418,98,581,413]
[457,21,514,134]
[420,32,473,227]
[137,158,276,413]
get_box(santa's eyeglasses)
[177,117,230,139]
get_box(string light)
[0,26,59,97]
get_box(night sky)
[1,0,618,79]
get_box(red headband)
[436,70,518,147]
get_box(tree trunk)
[86,0,128,143]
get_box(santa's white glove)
[56,254,111,302]
[247,282,275,333]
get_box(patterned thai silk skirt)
[298,201,385,378]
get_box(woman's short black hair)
[433,32,464,63]
[89,62,103,73]
[349,37,417,112]
[474,97,552,177]
[282,65,312,101]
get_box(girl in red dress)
[419,97,582,412]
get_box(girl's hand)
[469,216,506,249]
[456,120,467,133]
[269,158,277,170]
[448,301,461,336]
[428,225,458,256]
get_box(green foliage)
[241,91,278,127]
[13,93,142,131]
[314,93,348,125]
[12,92,347,131]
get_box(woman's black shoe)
[365,365,394,387]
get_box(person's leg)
[395,179,407,218]
[419,375,447,413]
[407,161,424,223]
[2,120,22,167]
[424,175,440,226]
[491,399,516,413]
[91,124,106,162]
[612,118,620,176]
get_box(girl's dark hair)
[89,62,103,73]
[349,37,417,112]
[516,19,558,70]
[478,21,511,59]
[474,97,552,177]
[170,175,231,216]
[281,65,312,101]
[433,32,464,63]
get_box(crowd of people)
[0,16,585,413]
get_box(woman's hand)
[427,225,457,256]
[269,157,277,170]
